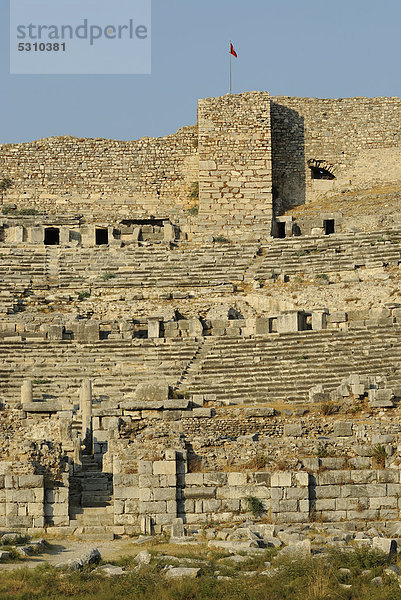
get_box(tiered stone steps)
[0,338,200,406]
[176,324,401,403]
[57,243,259,289]
[0,229,400,298]
[1,325,400,406]
[0,247,47,288]
[250,229,401,280]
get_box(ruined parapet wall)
[271,96,401,211]
[0,126,199,219]
[198,92,273,240]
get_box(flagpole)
[229,40,232,95]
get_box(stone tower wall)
[2,93,401,230]
[270,96,401,211]
[197,92,273,239]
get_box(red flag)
[230,43,237,58]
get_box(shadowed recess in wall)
[271,103,306,214]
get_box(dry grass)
[285,182,401,219]
[0,547,395,600]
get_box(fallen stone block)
[372,537,397,555]
[165,567,200,579]
[23,402,62,413]
[97,564,125,577]
[56,547,101,570]
[135,550,151,565]
[333,422,353,437]
[244,407,275,418]
[277,539,311,558]
[283,423,302,437]
[207,540,261,552]
[1,532,21,545]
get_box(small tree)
[0,178,13,200]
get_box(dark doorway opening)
[323,219,335,235]
[277,222,286,239]
[96,228,109,245]
[44,227,60,245]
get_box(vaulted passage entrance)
[308,159,336,180]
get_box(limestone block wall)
[182,471,270,525]
[3,474,45,529]
[0,127,198,218]
[44,474,69,527]
[198,92,273,239]
[270,471,309,523]
[311,468,401,522]
[112,463,401,529]
[113,451,183,533]
[270,96,401,210]
[113,473,140,530]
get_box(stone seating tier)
[0,324,400,406]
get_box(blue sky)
[1,0,401,144]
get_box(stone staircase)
[69,455,114,540]
[174,337,209,389]
[45,246,60,287]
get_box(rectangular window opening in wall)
[96,228,109,245]
[44,227,60,245]
[323,219,335,235]
[277,222,286,239]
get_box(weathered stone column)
[80,379,92,450]
[73,436,83,471]
[21,379,33,404]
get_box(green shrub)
[244,495,265,517]
[19,208,39,215]
[316,443,330,458]
[189,181,199,200]
[1,205,39,216]
[1,204,16,215]
[315,273,329,281]
[214,235,230,243]
[32,379,50,385]
[320,401,339,415]
[188,205,199,216]
[101,272,116,282]
[371,444,386,468]
[0,177,13,199]
[77,291,91,301]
